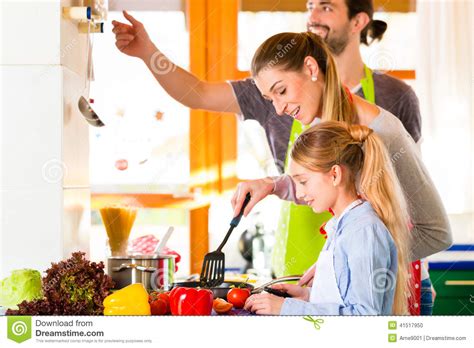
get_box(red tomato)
[169,287,213,316]
[213,298,233,314]
[149,291,171,315]
[149,291,170,303]
[150,299,168,315]
[227,288,251,309]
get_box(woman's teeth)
[290,106,301,119]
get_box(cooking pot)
[108,254,176,291]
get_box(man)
[112,0,429,313]
[304,0,420,141]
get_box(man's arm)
[112,11,241,114]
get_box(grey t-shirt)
[367,108,451,260]
[230,73,422,173]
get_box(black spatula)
[200,193,252,288]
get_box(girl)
[244,121,411,315]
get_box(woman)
[232,32,451,275]
[244,121,411,315]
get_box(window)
[89,10,192,276]
[360,12,418,71]
[90,11,189,194]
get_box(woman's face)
[289,160,337,213]
[254,62,323,125]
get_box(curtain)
[416,0,473,222]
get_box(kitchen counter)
[212,308,253,316]
[0,306,253,317]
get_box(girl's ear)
[331,165,343,187]
[303,56,320,79]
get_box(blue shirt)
[280,201,398,315]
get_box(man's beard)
[307,23,351,56]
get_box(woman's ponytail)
[321,44,356,124]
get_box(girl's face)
[254,60,324,125]
[289,160,337,213]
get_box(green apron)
[360,65,375,104]
[271,65,376,277]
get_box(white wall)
[0,0,91,278]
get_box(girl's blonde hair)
[251,32,355,123]
[291,121,412,315]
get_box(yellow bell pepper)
[103,283,151,316]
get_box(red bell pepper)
[169,287,213,316]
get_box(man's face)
[306,0,352,55]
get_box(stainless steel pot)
[108,254,176,291]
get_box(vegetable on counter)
[6,252,114,315]
[169,287,213,316]
[103,283,151,316]
[227,287,251,309]
[149,291,171,315]
[213,298,233,315]
[0,269,43,309]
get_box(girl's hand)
[112,11,155,60]
[244,293,285,315]
[271,284,310,301]
[231,178,274,217]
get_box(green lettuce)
[0,269,43,309]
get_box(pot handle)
[112,263,158,273]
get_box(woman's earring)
[311,76,318,82]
